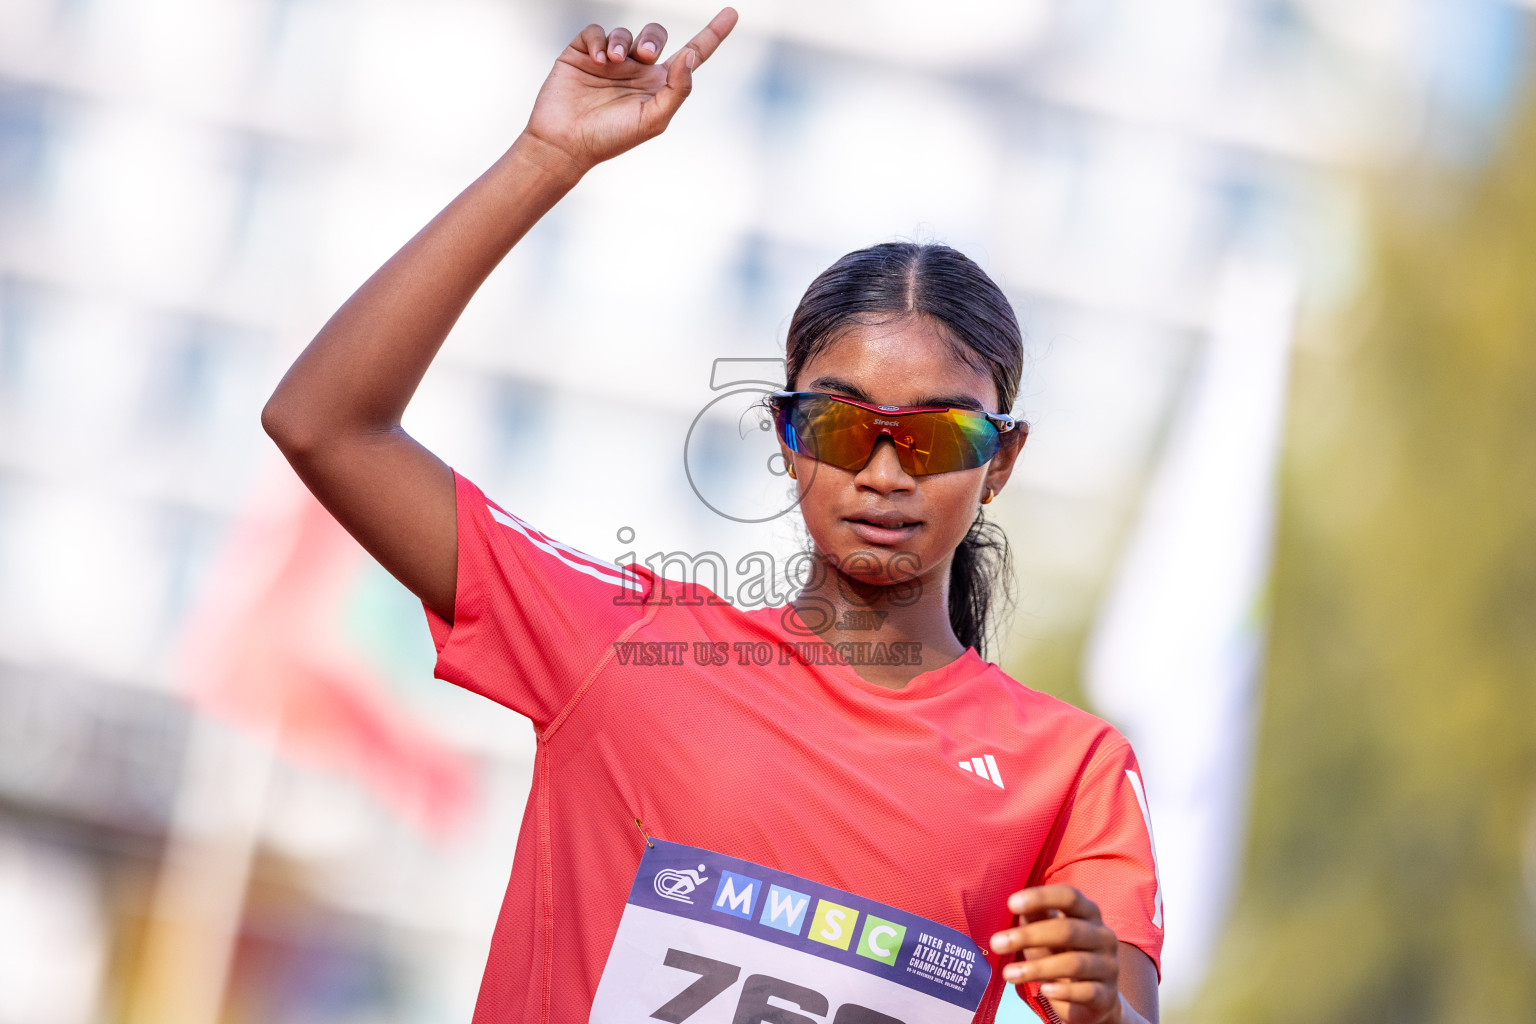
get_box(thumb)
[647,48,696,130]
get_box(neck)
[791,553,968,689]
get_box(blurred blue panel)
[996,984,1032,1023]
[0,274,41,399]
[141,317,223,433]
[490,375,552,475]
[0,83,51,211]
[155,502,224,637]
[1419,0,1531,164]
[756,43,812,137]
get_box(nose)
[852,435,915,494]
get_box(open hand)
[990,885,1127,1024]
[521,7,738,178]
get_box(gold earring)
[982,487,994,505]
[786,461,797,480]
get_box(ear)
[981,424,1028,500]
[778,440,803,483]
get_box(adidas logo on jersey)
[956,755,1004,788]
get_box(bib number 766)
[651,948,906,1024]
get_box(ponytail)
[948,512,1013,657]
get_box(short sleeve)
[424,471,650,728]
[1038,738,1164,975]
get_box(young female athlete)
[263,9,1162,1023]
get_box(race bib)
[590,840,992,1024]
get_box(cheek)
[793,467,846,542]
[917,473,987,547]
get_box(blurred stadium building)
[0,1,1529,1023]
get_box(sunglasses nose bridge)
[864,425,897,457]
[859,429,917,480]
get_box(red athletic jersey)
[425,473,1163,1023]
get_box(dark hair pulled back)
[784,242,1023,657]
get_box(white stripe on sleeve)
[1125,768,1165,929]
[487,506,641,590]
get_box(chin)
[827,545,928,588]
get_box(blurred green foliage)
[1188,89,1536,1022]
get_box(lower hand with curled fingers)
[989,885,1157,1024]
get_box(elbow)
[261,391,322,462]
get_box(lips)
[845,513,922,547]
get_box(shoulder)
[974,664,1134,770]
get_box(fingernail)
[1003,965,1023,982]
[1041,983,1067,998]
[685,49,697,69]
[989,935,1009,953]
[1008,894,1026,913]
[640,42,656,57]
[612,45,625,59]
[595,51,607,63]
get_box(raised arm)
[261,9,738,621]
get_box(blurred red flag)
[178,470,474,836]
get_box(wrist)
[506,131,590,191]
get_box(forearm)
[1115,993,1153,1024]
[1114,942,1159,1024]
[262,133,583,454]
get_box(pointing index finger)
[666,6,738,69]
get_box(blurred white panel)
[1300,0,1417,59]
[0,484,172,677]
[248,0,355,137]
[136,0,265,115]
[1058,131,1204,314]
[6,299,139,462]
[1058,0,1230,113]
[0,833,106,1024]
[993,140,1085,284]
[69,0,264,118]
[400,364,504,484]
[348,0,548,167]
[1085,258,1298,1002]
[998,490,1125,633]
[0,0,59,66]
[263,761,375,862]
[769,75,999,251]
[126,315,273,506]
[1010,315,1187,500]
[316,159,466,304]
[50,109,239,304]
[550,146,757,391]
[217,150,331,324]
[641,0,1052,68]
